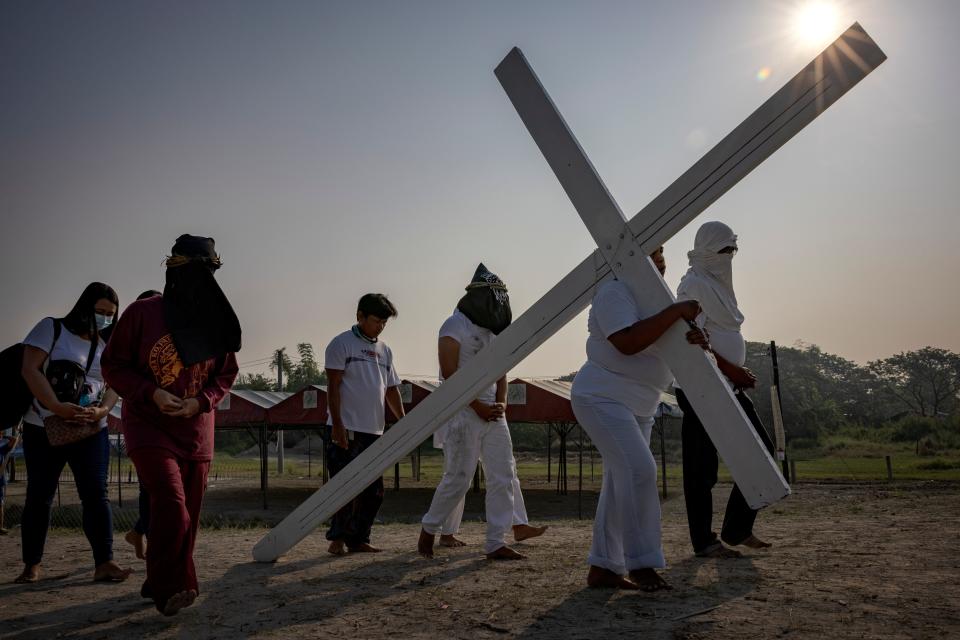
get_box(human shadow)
[1,544,492,639]
[513,554,759,639]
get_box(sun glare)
[792,1,841,50]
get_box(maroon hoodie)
[101,296,238,461]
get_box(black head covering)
[163,234,242,366]
[63,281,119,342]
[456,263,512,335]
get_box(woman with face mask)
[14,282,130,584]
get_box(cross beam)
[253,23,885,562]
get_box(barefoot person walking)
[324,294,405,556]
[419,265,540,560]
[571,248,706,591]
[676,222,776,558]
[102,235,239,615]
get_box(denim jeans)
[20,422,114,567]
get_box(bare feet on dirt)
[586,565,639,589]
[14,564,41,584]
[347,543,381,553]
[418,529,435,558]
[485,546,526,560]
[125,530,146,560]
[439,534,466,547]
[93,561,132,582]
[736,534,772,549]
[696,544,742,559]
[161,589,197,616]
[628,568,672,592]
[327,540,347,556]
[513,524,548,542]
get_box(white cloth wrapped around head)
[678,221,744,331]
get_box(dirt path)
[1,483,959,639]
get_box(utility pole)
[276,348,285,475]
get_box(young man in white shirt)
[418,265,543,559]
[676,222,776,558]
[325,293,405,556]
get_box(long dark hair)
[62,282,120,343]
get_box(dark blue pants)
[325,431,384,547]
[20,423,114,567]
[677,389,775,552]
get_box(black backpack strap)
[33,317,63,416]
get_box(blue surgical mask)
[95,313,113,330]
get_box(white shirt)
[325,329,401,435]
[433,310,498,449]
[439,310,496,404]
[572,281,673,417]
[676,277,746,388]
[22,317,107,428]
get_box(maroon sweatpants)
[129,446,209,608]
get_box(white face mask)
[95,313,113,331]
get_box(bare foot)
[161,589,197,616]
[513,524,548,542]
[327,540,347,556]
[93,560,132,582]
[418,529,435,559]
[628,568,672,592]
[347,542,381,553]
[586,565,638,589]
[696,543,742,559]
[125,530,146,560]
[439,534,466,547]
[485,546,526,560]
[14,564,41,584]
[735,534,772,549]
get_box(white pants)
[440,472,529,535]
[571,392,664,574]
[422,408,517,553]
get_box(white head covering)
[677,221,744,331]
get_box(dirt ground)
[1,482,959,639]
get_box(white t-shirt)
[433,310,498,449]
[22,318,107,429]
[572,280,673,417]
[676,277,746,388]
[439,310,496,404]
[325,329,401,435]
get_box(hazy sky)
[2,0,958,380]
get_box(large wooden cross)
[253,23,885,562]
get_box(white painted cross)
[253,23,885,562]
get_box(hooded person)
[418,264,546,560]
[675,222,776,559]
[101,234,239,616]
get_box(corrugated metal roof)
[523,378,573,400]
[404,378,442,392]
[231,389,292,409]
[522,378,679,413]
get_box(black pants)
[677,389,775,553]
[133,482,150,535]
[20,423,114,567]
[325,431,384,547]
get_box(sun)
[791,1,842,50]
